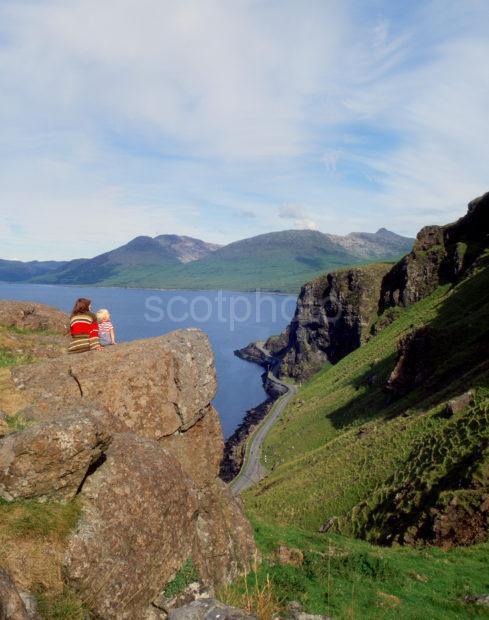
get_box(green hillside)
[29,229,413,293]
[244,251,489,530]
[221,251,489,619]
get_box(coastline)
[220,341,284,483]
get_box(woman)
[68,298,103,354]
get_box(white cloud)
[0,0,488,259]
[278,204,317,230]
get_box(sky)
[0,0,488,261]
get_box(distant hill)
[3,229,414,293]
[29,235,222,286]
[0,259,69,282]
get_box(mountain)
[23,228,414,292]
[0,259,69,282]
[327,227,418,259]
[29,234,222,286]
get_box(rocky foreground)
[0,303,256,619]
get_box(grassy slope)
[220,516,489,620]
[97,254,374,293]
[244,253,489,530]
[225,254,489,618]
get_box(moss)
[163,559,199,598]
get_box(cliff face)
[379,191,489,312]
[243,264,390,380]
[0,328,256,619]
[238,192,488,382]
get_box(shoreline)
[220,341,283,483]
[0,280,297,296]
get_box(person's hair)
[96,308,110,322]
[71,298,91,317]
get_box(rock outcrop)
[0,409,110,501]
[379,191,489,312]
[385,327,434,398]
[0,300,68,333]
[63,433,199,620]
[10,329,215,434]
[0,301,69,363]
[0,328,257,618]
[237,192,488,385]
[237,264,389,381]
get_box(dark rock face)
[237,193,488,386]
[379,192,489,313]
[266,264,389,380]
[385,327,434,397]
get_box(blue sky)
[0,0,488,260]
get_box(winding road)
[230,344,297,495]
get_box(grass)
[36,590,89,620]
[0,497,82,613]
[220,515,489,620]
[164,559,200,598]
[243,253,489,531]
[0,348,31,368]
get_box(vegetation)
[0,497,82,614]
[220,516,489,619]
[31,229,412,293]
[244,252,489,532]
[163,559,200,598]
[224,251,489,617]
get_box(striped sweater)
[68,313,100,354]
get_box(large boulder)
[63,433,199,620]
[0,409,110,501]
[9,329,216,440]
[63,432,257,619]
[0,300,68,333]
[192,480,257,587]
[0,327,258,617]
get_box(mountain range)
[1,228,414,293]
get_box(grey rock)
[0,568,31,620]
[152,581,211,614]
[464,594,489,607]
[446,391,474,416]
[168,599,257,620]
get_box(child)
[96,308,116,347]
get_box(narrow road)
[230,347,297,495]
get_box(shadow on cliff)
[328,252,489,431]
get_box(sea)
[0,283,296,438]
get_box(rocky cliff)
[379,191,489,312]
[237,192,488,382]
[237,263,390,381]
[0,325,256,619]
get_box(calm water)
[0,283,296,438]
